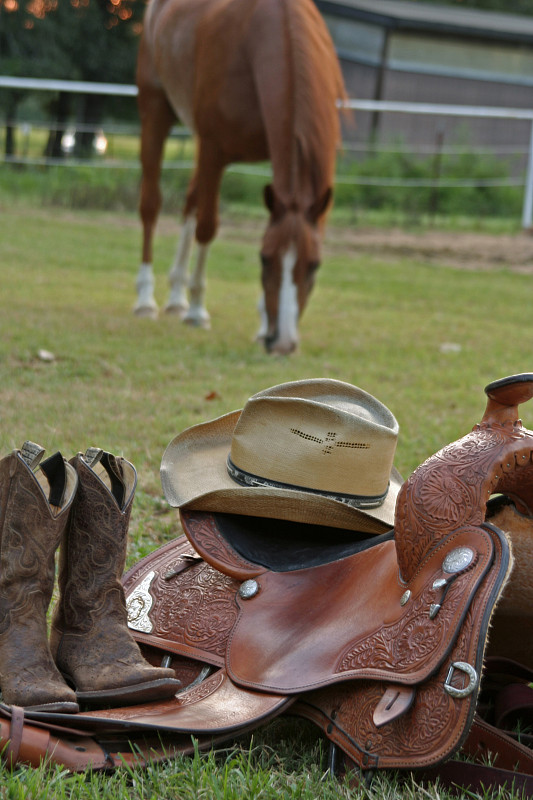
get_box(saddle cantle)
[2,373,533,790]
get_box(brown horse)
[135,0,345,354]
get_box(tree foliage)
[0,0,145,82]
[0,0,146,155]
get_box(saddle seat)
[178,511,500,699]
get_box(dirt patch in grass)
[322,226,533,273]
[22,206,533,274]
[214,215,533,274]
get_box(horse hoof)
[134,305,158,320]
[164,304,188,317]
[183,313,211,330]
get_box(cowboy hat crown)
[161,379,402,533]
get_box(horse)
[135,0,345,354]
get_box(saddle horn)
[395,372,533,584]
[481,372,533,426]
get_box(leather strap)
[417,760,533,797]
[5,706,25,766]
[333,712,533,796]
[465,715,533,775]
[495,684,533,734]
[415,715,533,797]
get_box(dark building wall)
[318,1,533,163]
[355,67,533,162]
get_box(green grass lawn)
[0,201,531,797]
[1,204,529,480]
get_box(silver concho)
[126,571,155,633]
[238,579,260,600]
[442,546,475,574]
[400,590,411,606]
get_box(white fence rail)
[343,98,533,228]
[0,76,138,96]
[2,76,533,227]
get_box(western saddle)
[1,373,533,794]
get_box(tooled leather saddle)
[2,374,533,792]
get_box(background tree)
[0,0,145,157]
[0,0,71,155]
[52,0,145,156]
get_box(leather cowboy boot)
[0,442,79,712]
[50,448,180,706]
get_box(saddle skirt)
[2,373,533,781]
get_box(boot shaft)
[0,443,78,630]
[0,442,79,711]
[51,448,180,704]
[56,449,137,633]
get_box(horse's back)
[139,0,208,130]
[139,0,343,163]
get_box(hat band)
[226,457,389,510]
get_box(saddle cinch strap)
[1,373,533,787]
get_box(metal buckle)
[444,661,478,698]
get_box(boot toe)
[2,674,78,712]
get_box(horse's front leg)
[135,67,176,317]
[255,294,269,343]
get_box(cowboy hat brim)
[161,410,403,534]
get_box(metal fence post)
[522,121,533,230]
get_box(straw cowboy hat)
[161,379,403,534]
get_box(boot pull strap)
[100,452,126,508]
[20,441,45,470]
[83,447,103,469]
[482,373,533,426]
[39,451,67,508]
[81,448,127,508]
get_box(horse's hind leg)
[165,179,197,316]
[167,174,211,327]
[182,239,211,328]
[180,143,224,328]
[136,83,176,317]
